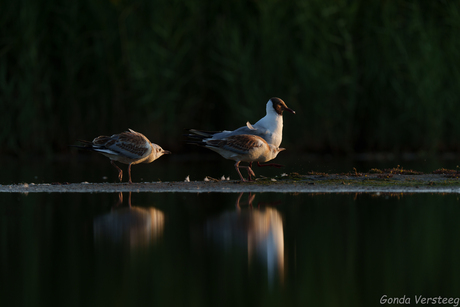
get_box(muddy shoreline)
[2,173,460,193]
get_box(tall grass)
[0,0,459,156]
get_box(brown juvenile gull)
[187,97,294,168]
[73,129,171,183]
[189,134,285,182]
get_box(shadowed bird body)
[190,134,285,181]
[187,97,294,168]
[73,129,170,183]
[187,97,294,147]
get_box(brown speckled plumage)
[208,135,263,155]
[187,97,294,150]
[74,129,171,183]
[200,134,284,181]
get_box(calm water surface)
[2,192,460,307]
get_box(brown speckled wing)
[111,131,150,158]
[93,130,150,159]
[92,135,112,146]
[209,135,264,155]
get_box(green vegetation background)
[1,0,459,156]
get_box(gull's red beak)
[284,107,295,114]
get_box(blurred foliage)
[0,0,459,156]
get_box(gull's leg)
[128,163,133,184]
[246,166,256,181]
[234,161,246,181]
[111,160,123,182]
[236,162,256,182]
[247,162,254,181]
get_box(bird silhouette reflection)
[93,192,164,249]
[206,193,284,284]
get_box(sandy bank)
[2,173,460,193]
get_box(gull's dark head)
[269,97,295,116]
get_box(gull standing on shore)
[73,129,171,183]
[187,97,294,168]
[189,134,285,181]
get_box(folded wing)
[93,129,151,159]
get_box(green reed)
[0,0,459,156]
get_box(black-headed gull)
[187,97,294,167]
[189,134,285,181]
[73,129,171,183]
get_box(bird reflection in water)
[93,192,164,249]
[206,193,285,284]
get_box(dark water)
[2,192,460,307]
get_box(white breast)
[253,112,283,148]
